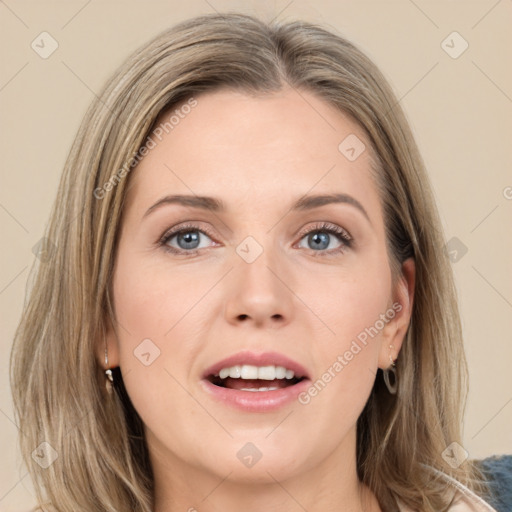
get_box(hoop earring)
[104,344,114,395]
[383,345,397,395]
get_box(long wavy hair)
[10,12,489,512]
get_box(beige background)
[1,1,511,509]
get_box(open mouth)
[206,374,306,392]
[201,359,311,410]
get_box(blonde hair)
[10,12,489,512]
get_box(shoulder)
[397,466,498,512]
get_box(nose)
[223,242,295,329]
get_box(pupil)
[310,232,329,250]
[178,231,200,249]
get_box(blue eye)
[296,222,352,254]
[300,231,341,251]
[160,224,215,254]
[159,221,352,256]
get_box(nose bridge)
[238,234,279,287]
[224,227,294,326]
[231,211,280,274]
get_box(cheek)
[110,255,213,445]
[112,250,211,344]
[296,255,391,406]
[302,256,391,350]
[293,284,388,444]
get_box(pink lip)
[200,350,311,412]
[200,376,311,412]
[201,350,310,380]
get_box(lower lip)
[200,378,311,412]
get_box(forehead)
[125,87,381,218]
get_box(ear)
[378,257,415,369]
[95,313,121,370]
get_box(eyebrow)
[143,193,371,224]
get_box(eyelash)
[158,221,353,257]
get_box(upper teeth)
[216,365,296,380]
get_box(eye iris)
[178,231,200,249]
[309,232,330,250]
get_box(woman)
[10,12,499,512]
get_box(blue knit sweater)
[476,455,512,512]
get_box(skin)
[99,87,415,512]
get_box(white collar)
[397,464,497,512]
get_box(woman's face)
[103,87,414,490]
